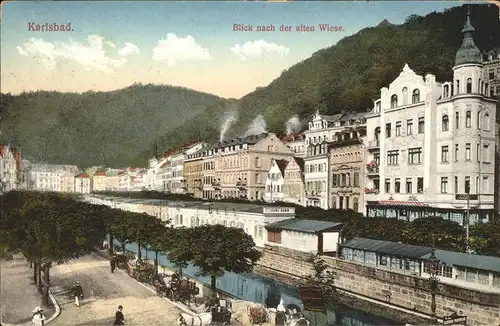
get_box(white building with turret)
[363,11,498,225]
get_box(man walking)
[72,281,84,307]
[114,305,125,325]
[110,256,116,273]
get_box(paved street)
[0,254,55,325]
[48,253,182,326]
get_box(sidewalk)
[0,254,57,325]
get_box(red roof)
[377,200,427,206]
[280,132,304,142]
[76,172,90,178]
[94,171,107,176]
[161,161,169,168]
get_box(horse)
[180,312,212,326]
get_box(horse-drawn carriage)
[114,252,131,269]
[246,302,310,326]
[132,260,156,284]
[154,272,200,304]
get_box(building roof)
[292,157,304,171]
[455,11,482,66]
[265,218,343,234]
[340,237,435,259]
[274,159,288,177]
[94,171,107,176]
[75,172,90,178]
[280,133,304,143]
[212,133,269,149]
[421,250,500,273]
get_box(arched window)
[402,87,408,105]
[478,78,481,93]
[455,112,460,129]
[374,127,381,140]
[390,95,398,108]
[484,113,490,130]
[412,89,420,103]
[444,85,449,98]
[456,80,460,94]
[442,115,449,131]
[465,111,471,128]
[466,78,472,93]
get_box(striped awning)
[377,200,428,206]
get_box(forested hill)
[0,84,225,167]
[2,5,499,168]
[156,4,500,156]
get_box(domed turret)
[455,9,482,66]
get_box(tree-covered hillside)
[2,4,499,167]
[157,4,500,154]
[0,84,224,167]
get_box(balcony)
[366,139,380,150]
[366,167,379,176]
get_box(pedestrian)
[31,307,46,326]
[176,313,187,326]
[114,305,125,325]
[72,281,84,307]
[110,256,116,273]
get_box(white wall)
[322,232,339,252]
[281,230,318,253]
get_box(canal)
[113,240,403,325]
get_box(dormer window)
[412,89,420,103]
[390,95,398,108]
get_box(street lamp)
[427,249,440,324]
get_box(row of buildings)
[86,194,500,295]
[2,12,499,225]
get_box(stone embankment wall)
[256,246,500,326]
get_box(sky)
[1,1,469,99]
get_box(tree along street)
[48,253,181,326]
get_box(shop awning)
[377,200,428,206]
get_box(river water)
[112,240,403,325]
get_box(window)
[391,94,398,108]
[374,152,380,165]
[454,176,458,193]
[455,112,460,129]
[255,157,260,168]
[395,178,401,193]
[484,113,490,130]
[477,143,480,162]
[483,144,490,162]
[441,145,449,163]
[395,121,402,136]
[465,111,471,128]
[385,178,391,193]
[466,78,472,93]
[483,176,489,194]
[379,255,388,266]
[454,144,459,162]
[465,143,471,161]
[332,174,338,187]
[476,176,480,194]
[442,115,449,131]
[441,177,448,193]
[444,84,450,97]
[387,150,399,165]
[408,147,422,164]
[386,123,391,138]
[353,172,360,187]
[417,177,424,193]
[412,89,420,103]
[353,198,359,212]
[418,117,425,133]
[406,178,412,193]
[491,87,495,97]
[407,119,413,135]
[465,176,471,194]
[402,87,408,104]
[489,69,495,80]
[456,79,460,94]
